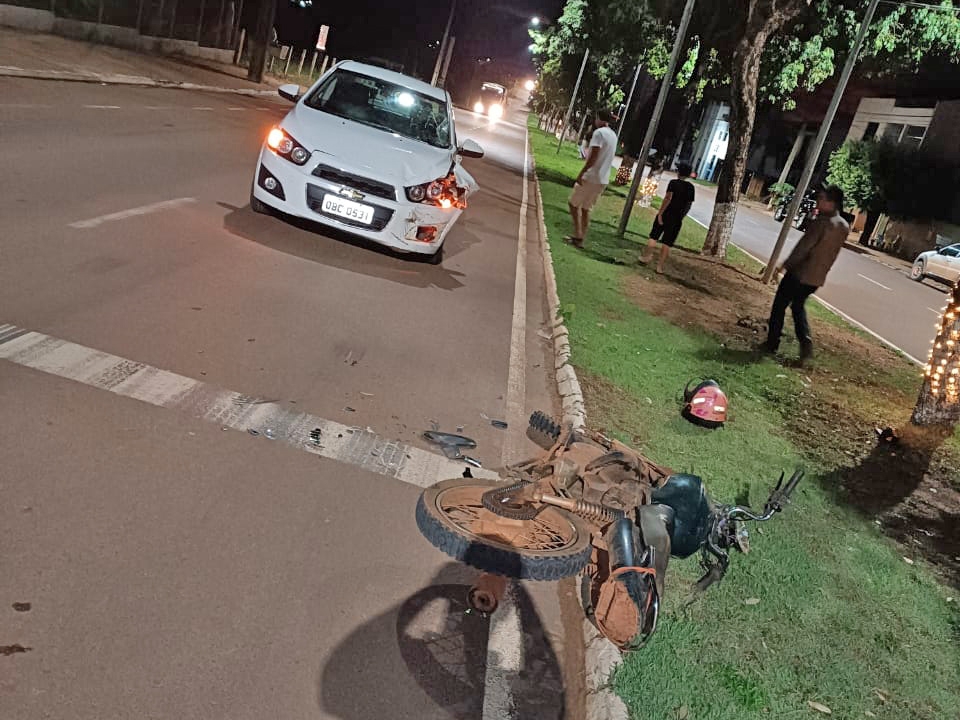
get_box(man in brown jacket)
[763,186,850,360]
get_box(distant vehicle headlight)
[474,102,485,114]
[489,103,504,119]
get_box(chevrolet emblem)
[338,187,364,202]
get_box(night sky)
[271,0,564,95]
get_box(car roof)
[335,61,447,102]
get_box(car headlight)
[489,104,503,119]
[473,101,484,114]
[266,127,311,166]
[405,173,464,208]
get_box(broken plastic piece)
[441,445,463,459]
[423,431,478,449]
[309,428,322,445]
[491,420,508,430]
[463,456,482,468]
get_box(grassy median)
[528,118,959,720]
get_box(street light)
[530,16,540,26]
[524,79,536,91]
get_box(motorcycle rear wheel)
[416,478,593,581]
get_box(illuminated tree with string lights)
[913,282,960,426]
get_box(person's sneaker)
[563,236,584,248]
[799,341,814,361]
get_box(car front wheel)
[910,260,925,281]
[250,190,271,215]
[426,245,444,265]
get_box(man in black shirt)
[640,163,695,274]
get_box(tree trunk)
[246,0,276,83]
[701,0,811,257]
[912,283,960,426]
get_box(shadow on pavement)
[319,562,565,720]
[220,203,477,291]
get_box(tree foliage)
[828,139,960,221]
[826,140,879,211]
[529,0,663,115]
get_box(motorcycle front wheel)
[416,478,593,581]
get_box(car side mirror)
[278,84,301,103]
[458,139,485,159]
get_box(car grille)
[311,164,396,201]
[306,184,394,231]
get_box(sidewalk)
[0,27,282,92]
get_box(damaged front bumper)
[253,149,469,256]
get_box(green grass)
[531,118,960,720]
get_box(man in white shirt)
[566,109,617,248]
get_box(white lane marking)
[68,197,197,229]
[227,107,246,111]
[482,584,523,720]
[144,105,172,110]
[686,215,924,365]
[193,106,215,111]
[501,126,529,466]
[857,273,892,291]
[929,307,944,315]
[83,105,121,109]
[0,325,491,487]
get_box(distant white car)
[910,243,960,284]
[251,61,483,264]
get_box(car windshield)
[304,69,451,149]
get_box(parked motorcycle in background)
[774,188,819,231]
[415,412,803,650]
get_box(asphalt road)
[664,180,952,362]
[0,79,582,719]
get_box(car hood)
[284,104,455,186]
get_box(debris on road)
[247,429,260,436]
[490,419,508,429]
[309,428,322,445]
[423,431,477,449]
[12,603,31,612]
[344,406,356,413]
[463,456,482,468]
[0,644,31,656]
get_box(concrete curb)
[531,166,628,720]
[0,65,277,96]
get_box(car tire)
[773,207,786,222]
[250,191,271,215]
[910,260,926,282]
[427,246,444,265]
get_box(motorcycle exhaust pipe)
[608,516,638,569]
[467,573,507,615]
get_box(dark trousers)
[767,272,817,350]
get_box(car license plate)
[321,194,374,225]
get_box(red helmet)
[682,380,727,429]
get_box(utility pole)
[618,0,696,235]
[761,0,881,283]
[431,0,456,86]
[438,36,456,88]
[556,48,589,154]
[617,62,642,139]
[246,0,277,83]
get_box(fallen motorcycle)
[415,412,802,650]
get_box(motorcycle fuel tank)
[651,474,713,559]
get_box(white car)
[911,243,960,285]
[251,61,483,263]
